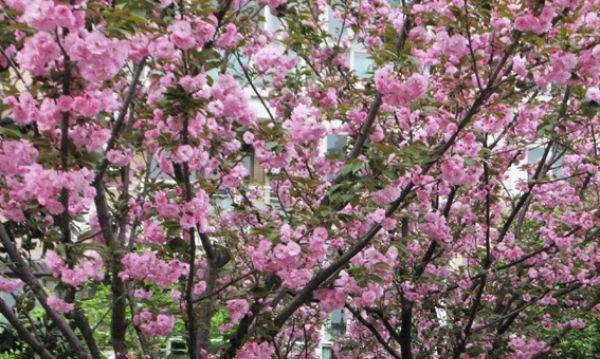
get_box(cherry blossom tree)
[0,0,598,358]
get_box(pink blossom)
[420,212,452,244]
[64,30,129,82]
[133,289,153,299]
[440,155,479,186]
[179,73,206,92]
[547,52,577,85]
[192,281,207,295]
[369,208,386,224]
[210,75,256,125]
[47,295,74,313]
[514,6,556,34]
[3,92,39,125]
[172,145,195,163]
[222,163,248,188]
[282,104,327,144]
[16,32,60,76]
[19,0,60,32]
[59,251,104,287]
[192,17,216,46]
[168,20,196,49]
[0,140,38,178]
[44,250,65,275]
[141,221,166,244]
[314,289,346,313]
[375,65,428,107]
[586,88,600,103]
[436,32,469,59]
[237,342,275,359]
[120,252,189,287]
[148,36,176,59]
[253,47,295,74]
[568,318,585,330]
[107,149,133,167]
[137,311,175,337]
[227,299,250,322]
[282,268,312,290]
[0,276,23,292]
[216,24,240,48]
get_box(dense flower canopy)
[0,0,598,358]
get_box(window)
[527,145,565,179]
[170,338,187,355]
[322,346,335,359]
[527,147,544,164]
[329,307,346,337]
[324,307,346,341]
[148,151,173,181]
[351,50,374,78]
[328,7,345,41]
[326,134,347,154]
[264,6,283,33]
[242,144,267,185]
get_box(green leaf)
[339,159,362,176]
[77,230,101,242]
[0,127,23,139]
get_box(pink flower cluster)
[140,221,167,244]
[47,295,74,313]
[283,104,327,145]
[253,47,296,75]
[440,155,481,186]
[222,163,248,189]
[2,93,38,125]
[216,24,240,49]
[120,252,189,288]
[514,5,556,34]
[180,190,212,232]
[44,250,104,287]
[236,341,275,359]
[372,183,401,205]
[15,32,60,76]
[314,288,346,313]
[107,149,133,167]
[9,2,128,82]
[0,276,23,292]
[507,334,548,359]
[375,65,428,107]
[64,30,129,83]
[0,143,95,221]
[546,52,578,86]
[209,75,256,126]
[249,240,300,272]
[0,140,38,176]
[6,0,84,32]
[434,32,469,60]
[226,299,250,323]
[167,17,216,50]
[134,310,175,337]
[419,212,452,245]
[248,235,319,290]
[4,90,119,130]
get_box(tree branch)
[0,224,90,359]
[345,304,402,359]
[0,297,56,359]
